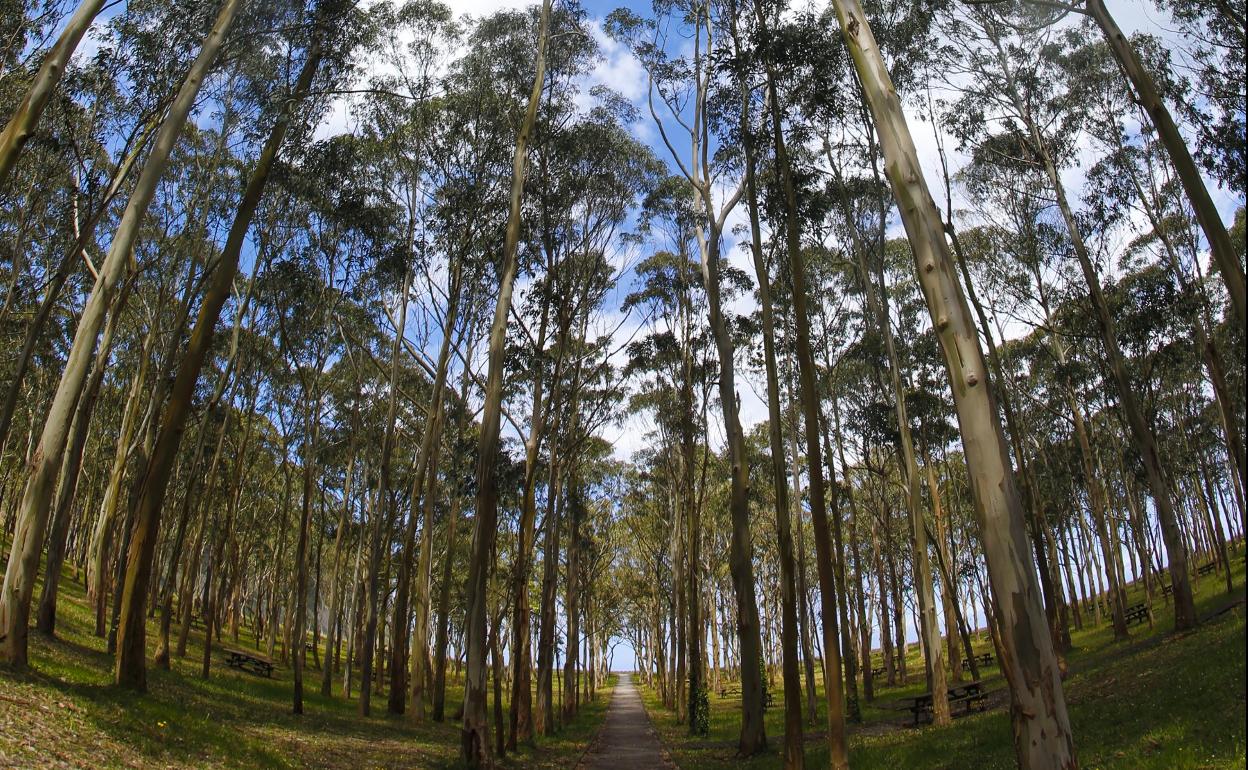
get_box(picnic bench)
[1124,602,1149,626]
[871,666,886,678]
[1197,562,1217,577]
[224,647,274,677]
[901,681,988,727]
[960,653,993,671]
[1161,583,1174,597]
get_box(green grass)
[642,550,1247,769]
[0,554,613,769]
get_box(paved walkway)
[579,673,672,769]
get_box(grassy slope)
[0,553,613,769]
[643,548,1247,769]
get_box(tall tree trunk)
[410,409,445,720]
[290,397,322,712]
[509,298,554,747]
[0,0,106,184]
[990,29,1197,632]
[826,3,1077,764]
[112,35,321,688]
[563,479,584,722]
[732,28,804,757]
[35,282,128,635]
[534,454,564,734]
[321,433,358,696]
[389,265,459,715]
[763,55,848,761]
[0,116,152,462]
[433,350,474,721]
[1084,0,1245,329]
[461,2,551,763]
[359,266,412,716]
[0,0,243,669]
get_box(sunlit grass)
[0,546,613,769]
[642,548,1247,769]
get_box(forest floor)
[641,546,1247,769]
[0,552,614,769]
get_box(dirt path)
[579,673,672,769]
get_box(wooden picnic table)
[960,653,993,671]
[1123,602,1149,625]
[871,666,886,678]
[223,647,274,678]
[1197,562,1217,577]
[901,681,988,727]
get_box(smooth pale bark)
[732,22,804,760]
[825,3,1077,766]
[0,0,106,185]
[1083,0,1244,329]
[113,35,320,689]
[461,2,551,763]
[0,116,153,460]
[0,0,243,669]
[35,284,128,635]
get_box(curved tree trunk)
[35,283,128,635]
[0,0,243,669]
[0,0,106,184]
[113,31,322,689]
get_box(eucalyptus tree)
[1076,38,1246,519]
[943,9,1197,631]
[0,2,199,473]
[1156,0,1245,196]
[822,0,1078,763]
[346,1,462,718]
[0,0,107,185]
[460,0,553,763]
[112,0,369,692]
[784,0,955,729]
[623,170,723,731]
[416,17,514,721]
[502,20,643,742]
[993,0,1244,326]
[607,2,769,752]
[0,0,247,668]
